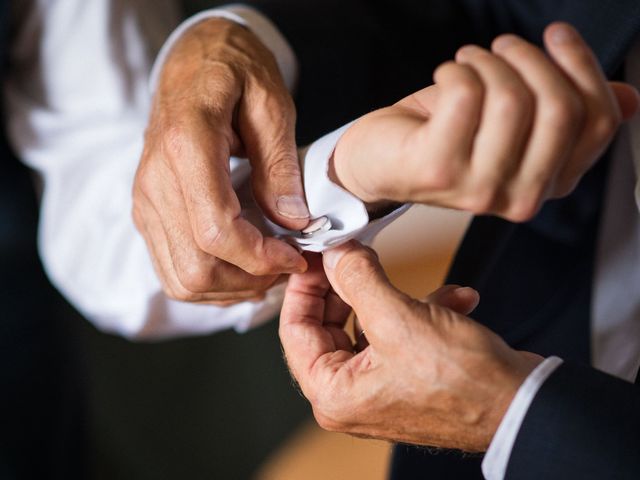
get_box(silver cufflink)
[301,216,332,238]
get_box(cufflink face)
[301,216,332,238]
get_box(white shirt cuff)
[149,4,298,93]
[292,123,411,252]
[481,356,564,480]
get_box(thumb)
[239,88,310,230]
[322,241,408,341]
[610,82,640,120]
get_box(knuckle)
[175,262,215,294]
[194,221,225,254]
[544,95,584,130]
[135,164,157,200]
[419,163,457,191]
[466,187,499,214]
[435,63,483,106]
[314,411,341,432]
[494,86,532,118]
[590,112,620,144]
[508,44,536,64]
[311,389,346,432]
[433,60,456,80]
[448,79,483,108]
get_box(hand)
[280,241,543,451]
[331,22,640,221]
[133,18,309,304]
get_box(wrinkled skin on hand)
[280,242,542,452]
[133,18,309,304]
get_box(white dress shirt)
[5,2,640,478]
[4,1,402,339]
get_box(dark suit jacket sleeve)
[505,362,640,480]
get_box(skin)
[133,20,639,304]
[133,18,308,304]
[280,241,543,451]
[331,23,640,221]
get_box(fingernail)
[323,245,347,270]
[492,34,519,52]
[277,195,310,219]
[549,24,577,45]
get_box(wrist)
[328,143,398,217]
[484,352,544,447]
[156,17,278,99]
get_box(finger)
[163,118,307,276]
[192,291,268,306]
[353,316,370,352]
[135,194,274,303]
[324,289,354,352]
[148,169,282,293]
[322,241,410,344]
[492,33,584,220]
[280,253,354,392]
[543,22,623,194]
[324,289,352,330]
[411,62,484,193]
[423,285,480,315]
[240,76,310,230]
[610,82,640,120]
[133,197,185,301]
[187,290,271,304]
[455,45,534,213]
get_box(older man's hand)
[279,241,543,451]
[133,18,308,304]
[331,22,640,222]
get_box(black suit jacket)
[236,1,640,478]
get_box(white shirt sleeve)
[481,356,564,480]
[295,124,411,252]
[4,2,406,340]
[3,0,283,340]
